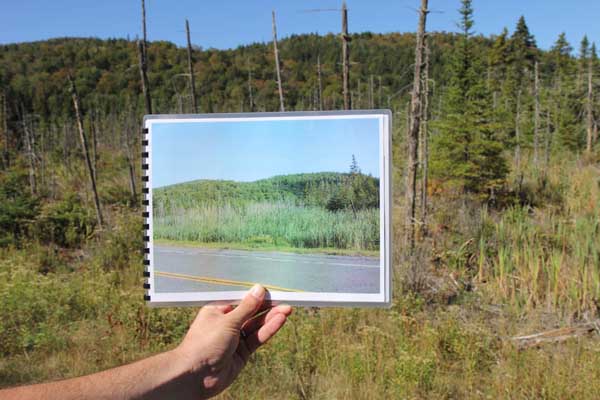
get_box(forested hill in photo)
[154,171,379,210]
[153,171,380,251]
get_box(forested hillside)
[0,19,597,204]
[154,172,378,209]
[0,32,459,117]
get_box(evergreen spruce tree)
[551,33,581,150]
[578,35,590,89]
[510,16,537,67]
[501,16,537,152]
[488,28,512,142]
[488,28,510,93]
[431,0,507,196]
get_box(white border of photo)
[143,110,392,308]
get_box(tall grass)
[2,150,600,398]
[154,201,380,251]
[478,163,600,315]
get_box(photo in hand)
[143,111,391,307]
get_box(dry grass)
[1,156,600,399]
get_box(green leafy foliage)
[35,194,95,248]
[0,169,39,247]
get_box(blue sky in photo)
[151,117,381,188]
[2,1,598,52]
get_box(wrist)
[167,346,212,400]
[170,342,209,374]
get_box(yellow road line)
[155,270,304,292]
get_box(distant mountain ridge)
[0,32,487,120]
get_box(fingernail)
[250,284,265,299]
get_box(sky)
[151,117,381,188]
[1,1,599,52]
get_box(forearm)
[0,349,206,400]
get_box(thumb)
[227,284,265,328]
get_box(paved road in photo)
[153,245,380,293]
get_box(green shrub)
[35,194,95,248]
[0,169,39,247]
[93,210,143,271]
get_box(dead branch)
[511,321,599,350]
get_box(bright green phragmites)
[154,201,379,252]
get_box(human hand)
[172,284,292,399]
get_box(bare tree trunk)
[368,75,374,108]
[341,1,351,110]
[138,40,152,115]
[420,36,430,227]
[89,113,98,183]
[272,11,285,112]
[39,126,45,187]
[124,111,138,204]
[141,0,148,58]
[586,53,594,153]
[247,60,254,111]
[1,91,8,169]
[176,94,183,113]
[185,19,198,113]
[378,76,382,108]
[515,89,522,171]
[62,123,69,164]
[594,118,598,147]
[405,0,428,250]
[69,76,104,228]
[533,61,540,166]
[20,105,36,195]
[317,55,323,111]
[357,78,361,109]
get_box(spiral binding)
[142,126,151,301]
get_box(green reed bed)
[154,201,380,251]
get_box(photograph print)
[144,111,391,306]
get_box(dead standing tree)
[124,106,138,204]
[586,45,594,153]
[317,55,324,111]
[247,59,255,111]
[69,76,104,228]
[369,75,375,108]
[138,41,152,115]
[1,91,8,169]
[405,0,428,250]
[139,0,152,115]
[419,36,431,227]
[141,0,148,58]
[272,11,285,112]
[515,89,522,173]
[20,105,37,195]
[341,1,351,110]
[533,60,541,166]
[185,19,198,113]
[89,111,99,183]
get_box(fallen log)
[511,321,599,350]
